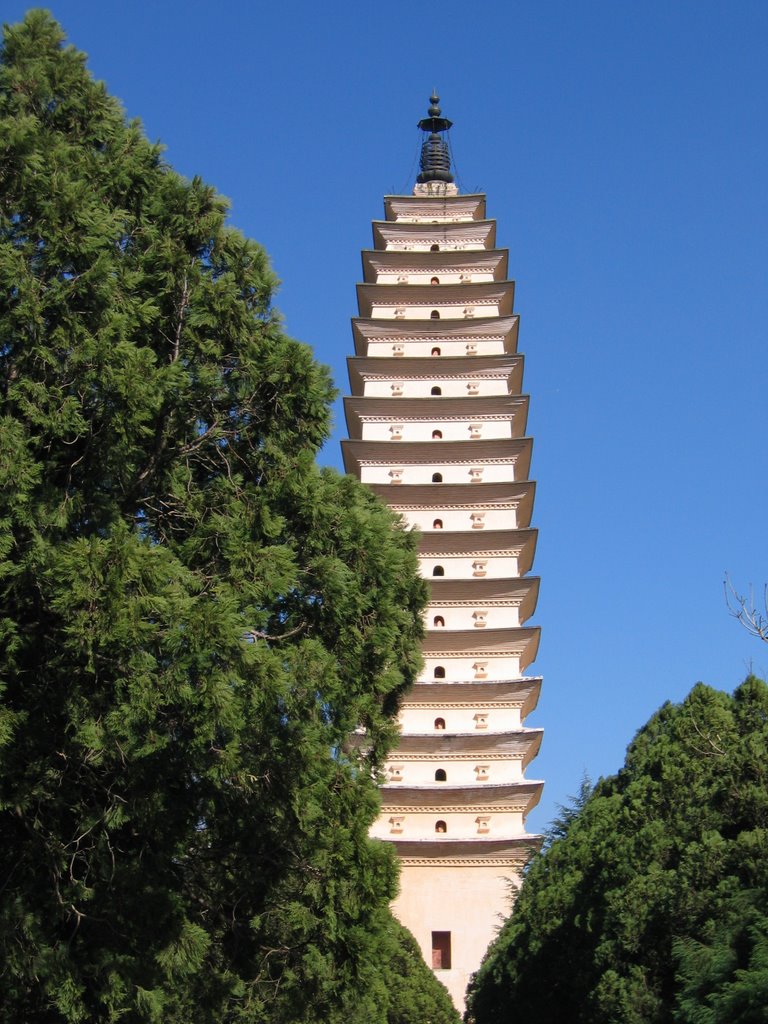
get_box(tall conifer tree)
[466,677,768,1024]
[0,12,457,1023]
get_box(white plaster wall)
[392,862,522,1014]
[370,302,500,320]
[418,555,520,579]
[384,758,525,786]
[399,508,519,532]
[399,706,523,732]
[360,464,519,486]
[361,420,513,442]
[362,378,509,398]
[418,655,521,681]
[364,340,508,358]
[425,605,521,630]
[371,810,523,841]
[392,214,474,223]
[384,241,486,252]
[375,271,494,285]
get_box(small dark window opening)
[432,565,445,577]
[434,717,446,729]
[433,519,443,529]
[431,386,442,395]
[433,616,445,628]
[435,820,447,834]
[430,276,440,285]
[431,346,441,356]
[433,666,446,679]
[430,243,440,252]
[430,310,440,319]
[435,769,447,782]
[432,931,451,969]
[432,429,443,439]
[432,472,443,483]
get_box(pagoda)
[342,96,543,1012]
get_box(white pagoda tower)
[342,96,543,1012]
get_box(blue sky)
[5,1,767,832]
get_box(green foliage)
[0,11,446,1022]
[328,912,460,1024]
[466,677,768,1024]
[376,915,460,1024]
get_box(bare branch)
[172,272,189,363]
[724,574,768,643]
[243,621,307,644]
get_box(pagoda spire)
[416,92,454,185]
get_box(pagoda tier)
[356,281,515,319]
[369,480,536,532]
[391,837,538,865]
[427,577,540,625]
[362,248,509,282]
[389,729,543,760]
[383,193,486,221]
[341,438,533,487]
[400,678,541,734]
[402,676,542,713]
[417,527,537,553]
[372,218,497,251]
[380,782,542,814]
[350,314,520,357]
[377,783,543,844]
[419,632,539,681]
[343,395,529,442]
[341,98,542,1013]
[421,626,539,655]
[347,354,524,398]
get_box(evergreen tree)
[331,912,460,1024]
[466,677,768,1024]
[0,12,455,1022]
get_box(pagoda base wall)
[391,860,522,1013]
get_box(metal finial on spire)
[416,93,454,185]
[417,92,453,136]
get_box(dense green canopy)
[0,11,458,1023]
[466,676,768,1024]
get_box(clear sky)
[5,1,767,832]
